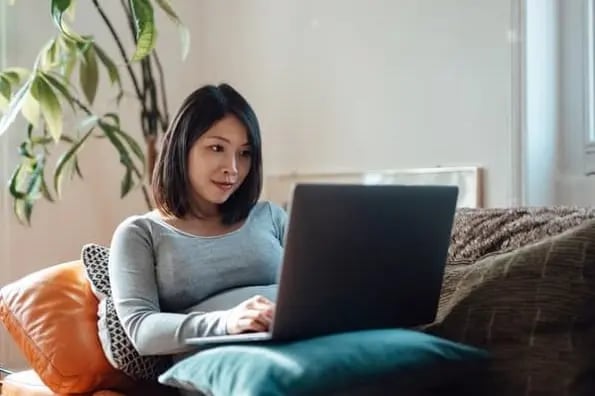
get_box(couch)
[1,206,594,395]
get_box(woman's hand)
[225,295,275,334]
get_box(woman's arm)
[108,218,230,356]
[269,202,288,246]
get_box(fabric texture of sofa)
[1,206,594,395]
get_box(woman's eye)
[240,150,252,158]
[210,145,223,152]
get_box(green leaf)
[65,0,77,21]
[53,128,93,198]
[0,77,33,137]
[42,39,60,69]
[21,92,41,129]
[98,121,140,197]
[113,127,145,170]
[8,158,40,224]
[93,43,121,87]
[51,0,72,32]
[175,23,190,61]
[0,68,31,110]
[0,96,8,112]
[13,199,29,226]
[59,37,78,79]
[79,44,99,104]
[30,136,54,146]
[130,0,157,61]
[41,72,74,110]
[17,158,46,225]
[104,112,120,127]
[41,174,55,202]
[51,0,86,44]
[98,122,134,168]
[8,164,26,200]
[18,141,34,159]
[121,167,133,197]
[0,76,11,100]
[23,199,33,225]
[26,159,44,197]
[154,0,190,60]
[73,158,83,179]
[31,76,63,142]
[2,68,30,84]
[26,122,34,139]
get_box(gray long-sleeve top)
[108,201,287,356]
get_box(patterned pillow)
[81,243,171,381]
[426,219,595,395]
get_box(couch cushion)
[158,328,488,396]
[0,261,133,394]
[81,243,171,381]
[427,219,595,395]
[448,206,595,264]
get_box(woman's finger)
[250,295,273,305]
[237,317,268,332]
[249,301,275,314]
[241,309,272,329]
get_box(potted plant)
[0,0,189,224]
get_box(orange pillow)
[0,260,133,393]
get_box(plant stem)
[72,97,92,116]
[120,0,162,184]
[142,58,159,136]
[120,0,167,133]
[152,52,169,131]
[120,0,137,43]
[92,0,155,210]
[91,0,143,102]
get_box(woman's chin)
[208,190,234,204]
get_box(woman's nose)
[222,154,238,175]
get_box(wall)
[184,0,522,207]
[0,0,522,369]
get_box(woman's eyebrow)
[206,135,250,146]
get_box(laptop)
[185,183,458,346]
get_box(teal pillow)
[158,329,488,396]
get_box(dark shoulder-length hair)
[152,83,262,225]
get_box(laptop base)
[186,331,272,346]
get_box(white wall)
[184,0,521,207]
[1,0,522,369]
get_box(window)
[585,0,595,174]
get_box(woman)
[108,83,287,357]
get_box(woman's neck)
[189,196,219,220]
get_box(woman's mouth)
[212,181,235,192]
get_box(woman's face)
[187,115,252,212]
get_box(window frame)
[584,0,595,174]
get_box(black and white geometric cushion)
[81,243,171,381]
